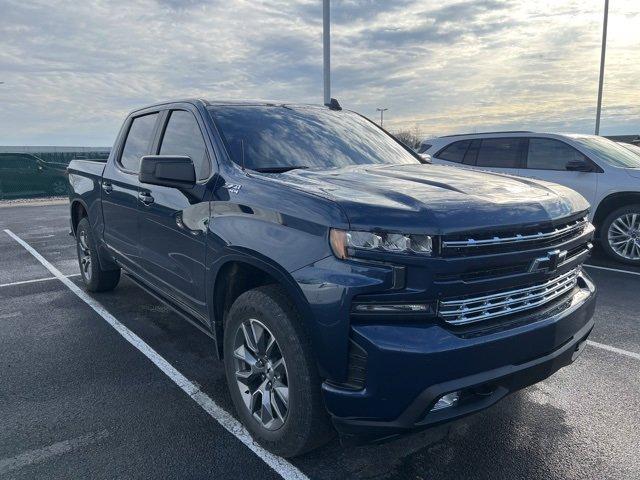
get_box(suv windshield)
[208,105,420,171]
[620,142,640,157]
[572,136,640,168]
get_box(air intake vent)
[343,339,367,390]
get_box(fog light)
[430,391,460,412]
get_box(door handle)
[102,181,113,194]
[138,191,154,205]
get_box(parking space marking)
[587,340,640,362]
[0,312,21,319]
[3,229,309,480]
[584,264,640,277]
[0,274,80,288]
[0,430,109,475]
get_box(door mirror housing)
[565,159,593,172]
[139,155,196,189]
[418,153,432,164]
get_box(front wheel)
[600,204,640,266]
[76,217,121,291]
[223,285,334,457]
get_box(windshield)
[620,142,640,157]
[208,105,420,171]
[572,136,640,168]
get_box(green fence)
[0,147,110,200]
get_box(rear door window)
[120,113,159,172]
[526,138,588,170]
[476,138,523,168]
[437,140,471,163]
[159,110,211,180]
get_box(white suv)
[420,132,640,265]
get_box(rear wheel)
[600,204,640,265]
[76,217,121,291]
[223,284,334,457]
[50,179,68,196]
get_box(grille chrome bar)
[442,218,589,249]
[439,268,580,326]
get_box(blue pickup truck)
[67,99,596,457]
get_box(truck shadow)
[293,387,600,480]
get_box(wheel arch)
[70,199,89,235]
[208,249,315,359]
[593,192,640,233]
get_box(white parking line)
[3,229,309,480]
[0,274,80,288]
[587,340,640,362]
[0,430,109,475]
[583,264,640,277]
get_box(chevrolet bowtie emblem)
[529,249,568,273]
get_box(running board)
[121,269,216,341]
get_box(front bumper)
[323,272,596,443]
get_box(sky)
[0,0,638,146]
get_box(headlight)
[330,228,432,259]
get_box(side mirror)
[139,155,196,189]
[418,153,432,164]
[565,159,593,172]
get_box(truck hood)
[276,164,589,233]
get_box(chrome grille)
[439,268,580,326]
[441,217,591,256]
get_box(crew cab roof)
[128,98,329,115]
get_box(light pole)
[376,108,388,127]
[595,0,609,135]
[323,0,330,106]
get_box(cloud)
[0,0,638,145]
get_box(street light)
[376,108,388,127]
[323,0,330,106]
[595,0,609,135]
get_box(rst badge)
[222,183,242,194]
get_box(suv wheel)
[601,204,640,265]
[76,217,121,291]
[51,179,68,196]
[223,285,334,457]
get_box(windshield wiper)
[252,166,309,173]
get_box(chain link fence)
[0,147,110,200]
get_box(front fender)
[206,246,319,361]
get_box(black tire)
[223,284,334,457]
[76,217,121,292]
[599,204,640,266]
[50,179,68,196]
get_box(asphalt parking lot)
[1,201,639,480]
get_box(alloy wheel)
[608,213,640,260]
[78,231,92,281]
[233,318,289,430]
